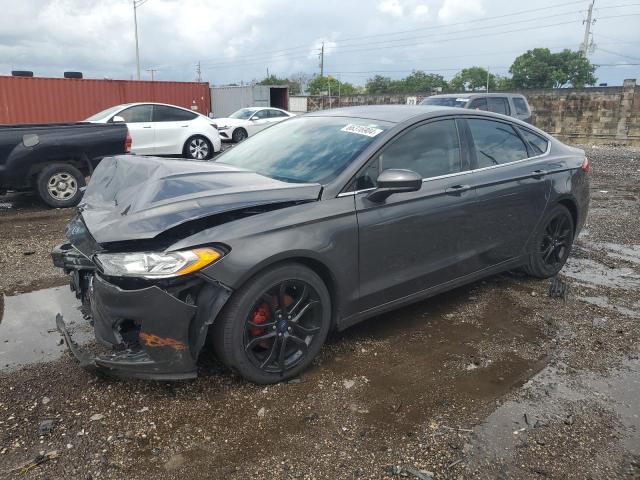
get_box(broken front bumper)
[53,245,232,380]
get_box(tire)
[184,135,213,160]
[231,128,248,143]
[523,204,575,278]
[36,163,86,208]
[212,263,331,384]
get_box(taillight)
[124,129,132,153]
[581,156,590,173]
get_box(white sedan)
[215,107,295,142]
[86,103,222,159]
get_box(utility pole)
[580,0,595,55]
[486,66,490,93]
[196,61,202,82]
[319,42,324,77]
[146,68,157,81]
[132,0,150,80]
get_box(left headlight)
[95,248,222,279]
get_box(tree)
[307,76,357,95]
[449,67,496,92]
[365,71,447,94]
[494,75,512,91]
[258,74,302,95]
[509,48,596,88]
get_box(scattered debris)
[137,406,149,413]
[257,407,266,418]
[90,413,104,421]
[404,466,434,479]
[41,397,50,405]
[343,379,355,389]
[548,276,569,299]
[38,419,56,435]
[164,453,185,471]
[448,458,464,468]
[22,251,36,256]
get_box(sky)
[1,0,639,87]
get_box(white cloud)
[414,4,429,18]
[438,0,485,23]
[378,0,404,17]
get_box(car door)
[247,109,271,135]
[152,105,198,155]
[353,118,477,311]
[487,97,511,117]
[463,117,551,267]
[116,105,154,154]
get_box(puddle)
[0,286,92,372]
[563,257,640,289]
[580,295,640,318]
[467,357,640,474]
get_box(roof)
[428,92,526,99]
[305,105,461,123]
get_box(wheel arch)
[223,253,341,330]
[556,196,579,237]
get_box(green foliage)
[365,71,447,94]
[449,67,496,92]
[257,75,302,95]
[509,48,597,88]
[308,76,357,95]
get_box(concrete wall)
[302,79,639,146]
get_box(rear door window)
[152,105,197,122]
[487,97,510,115]
[468,119,528,168]
[520,129,549,155]
[467,98,487,111]
[117,105,152,123]
[268,109,288,118]
[512,97,530,115]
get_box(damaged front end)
[51,155,321,379]
[52,234,232,380]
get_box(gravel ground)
[0,144,638,479]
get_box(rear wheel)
[36,163,86,208]
[184,135,213,160]
[524,204,575,278]
[231,128,247,143]
[212,263,331,384]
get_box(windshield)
[85,105,126,121]
[229,109,256,120]
[217,116,391,184]
[420,97,468,108]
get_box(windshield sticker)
[341,124,383,137]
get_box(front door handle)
[445,184,471,194]
[531,169,547,179]
[143,126,152,129]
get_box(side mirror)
[366,169,422,202]
[112,115,125,123]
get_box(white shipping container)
[211,85,289,117]
[289,96,308,114]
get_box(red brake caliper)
[250,303,270,337]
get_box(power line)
[595,47,640,61]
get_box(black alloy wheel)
[212,263,331,384]
[231,128,247,143]
[524,204,575,278]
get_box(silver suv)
[420,93,532,123]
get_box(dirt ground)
[0,145,638,479]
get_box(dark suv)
[421,93,532,123]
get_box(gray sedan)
[53,105,590,384]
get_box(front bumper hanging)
[54,244,232,380]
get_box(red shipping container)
[0,76,211,124]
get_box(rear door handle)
[445,184,471,194]
[143,126,152,129]
[531,169,547,178]
[181,125,189,127]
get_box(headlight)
[95,248,221,279]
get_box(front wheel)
[231,128,247,143]
[524,204,575,278]
[212,263,331,384]
[184,135,213,160]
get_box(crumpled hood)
[78,155,321,244]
